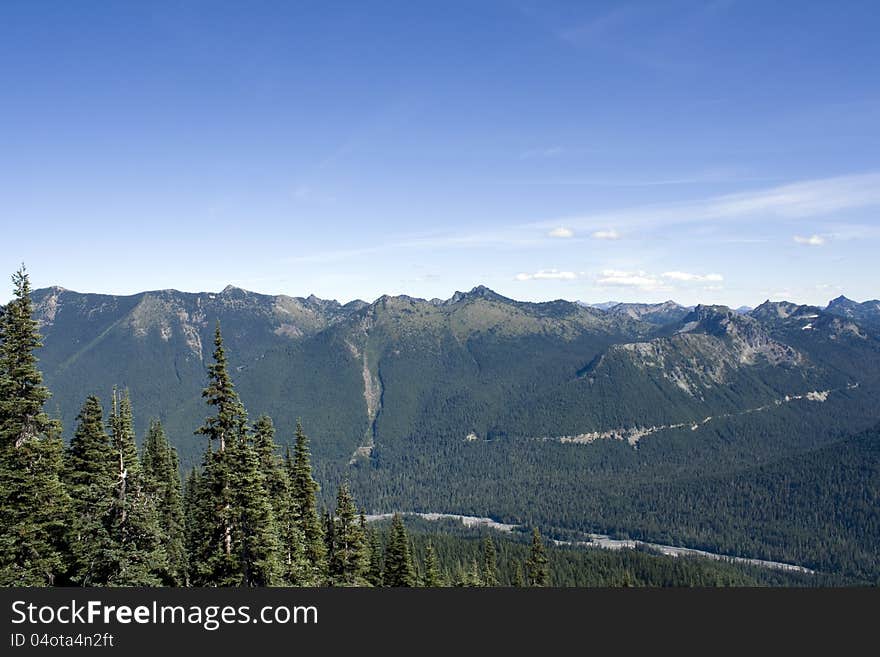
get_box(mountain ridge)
[27,283,880,317]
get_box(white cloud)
[661,271,723,282]
[793,234,826,246]
[595,269,723,291]
[548,226,575,238]
[597,270,665,290]
[591,229,621,240]
[515,269,579,281]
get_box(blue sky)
[1,1,878,307]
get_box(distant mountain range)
[20,283,880,580]
[28,283,880,462]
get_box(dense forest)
[341,413,880,582]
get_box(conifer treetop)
[195,322,248,452]
[0,265,57,449]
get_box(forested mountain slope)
[23,284,880,580]
[31,285,880,467]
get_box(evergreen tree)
[366,525,384,587]
[512,562,525,587]
[195,323,246,452]
[383,514,416,587]
[525,527,549,587]
[254,417,307,585]
[192,325,284,586]
[357,512,373,584]
[322,509,334,584]
[328,483,368,586]
[228,432,282,586]
[467,558,482,587]
[422,543,443,587]
[453,562,469,587]
[286,422,327,585]
[481,535,499,586]
[105,389,166,585]
[454,558,481,587]
[192,452,237,585]
[0,266,70,586]
[252,416,288,521]
[142,420,186,585]
[182,467,207,586]
[64,396,115,585]
[192,324,247,585]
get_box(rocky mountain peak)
[828,295,853,307]
[445,285,510,305]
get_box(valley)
[367,511,816,574]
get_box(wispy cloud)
[285,172,880,266]
[592,229,621,240]
[543,172,880,232]
[548,226,575,238]
[662,271,723,282]
[793,234,826,246]
[515,269,580,281]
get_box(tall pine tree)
[481,535,499,586]
[512,562,525,588]
[105,389,166,585]
[366,525,384,587]
[191,324,247,585]
[422,543,443,587]
[525,527,549,587]
[227,431,282,586]
[191,325,282,586]
[357,512,372,585]
[383,514,416,587]
[182,467,206,586]
[0,266,70,586]
[253,416,307,585]
[64,395,115,585]
[328,483,368,586]
[286,422,326,585]
[142,420,186,585]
